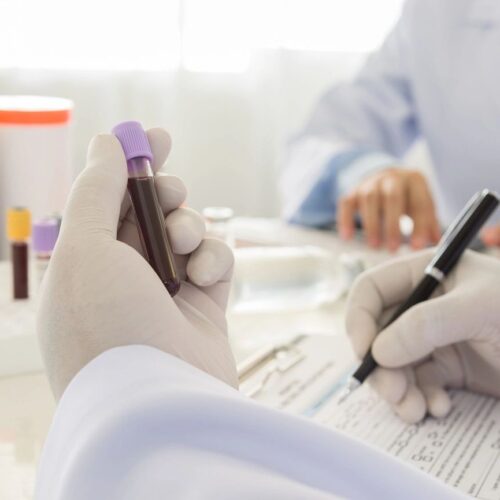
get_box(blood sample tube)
[6,207,31,299]
[32,218,60,286]
[112,121,180,296]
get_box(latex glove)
[345,249,500,423]
[38,129,238,400]
[337,168,441,251]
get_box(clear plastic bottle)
[203,206,234,246]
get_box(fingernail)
[412,237,426,249]
[340,228,353,240]
[387,239,399,252]
[482,234,494,246]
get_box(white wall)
[0,50,368,218]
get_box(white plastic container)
[0,95,72,258]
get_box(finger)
[415,361,452,419]
[166,207,206,255]
[411,214,433,249]
[393,384,427,423]
[147,127,172,172]
[117,175,188,246]
[380,174,404,251]
[372,292,472,368]
[155,174,187,214]
[62,134,126,240]
[407,172,437,249]
[187,238,234,287]
[118,207,205,258]
[345,249,434,355]
[358,184,381,247]
[481,226,500,247]
[337,195,357,240]
[345,306,378,358]
[119,128,173,221]
[369,367,408,404]
[430,218,442,244]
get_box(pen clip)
[438,191,482,248]
[429,189,499,269]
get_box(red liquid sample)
[12,242,28,299]
[127,176,180,296]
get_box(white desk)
[0,218,411,499]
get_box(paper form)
[241,335,500,499]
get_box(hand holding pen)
[340,190,499,421]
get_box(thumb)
[62,134,127,240]
[372,292,471,367]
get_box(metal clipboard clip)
[238,336,307,398]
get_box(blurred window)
[0,0,404,72]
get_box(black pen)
[338,189,499,404]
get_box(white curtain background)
[0,0,409,219]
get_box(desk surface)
[0,218,413,499]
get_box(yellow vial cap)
[6,207,32,241]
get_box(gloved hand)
[345,249,500,423]
[38,129,238,400]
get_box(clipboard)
[238,336,308,398]
[238,334,355,413]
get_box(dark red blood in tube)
[127,177,180,296]
[12,242,28,299]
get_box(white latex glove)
[38,129,238,399]
[345,249,500,423]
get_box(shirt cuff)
[336,151,397,198]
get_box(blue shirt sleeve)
[287,149,397,227]
[281,0,419,228]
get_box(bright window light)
[182,0,253,73]
[266,0,404,52]
[0,0,404,72]
[0,0,181,70]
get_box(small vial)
[32,218,60,287]
[113,121,180,296]
[6,207,31,300]
[203,206,234,246]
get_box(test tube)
[32,218,60,286]
[6,207,31,300]
[113,121,180,296]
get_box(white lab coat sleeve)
[281,0,419,227]
[35,345,465,500]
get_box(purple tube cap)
[33,218,60,253]
[112,121,153,162]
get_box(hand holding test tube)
[38,128,237,399]
[113,121,180,296]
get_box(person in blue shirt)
[281,0,500,251]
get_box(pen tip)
[337,377,361,405]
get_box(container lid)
[6,207,31,241]
[0,96,72,125]
[112,121,153,161]
[33,218,60,253]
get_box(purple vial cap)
[32,218,60,253]
[112,121,153,162]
